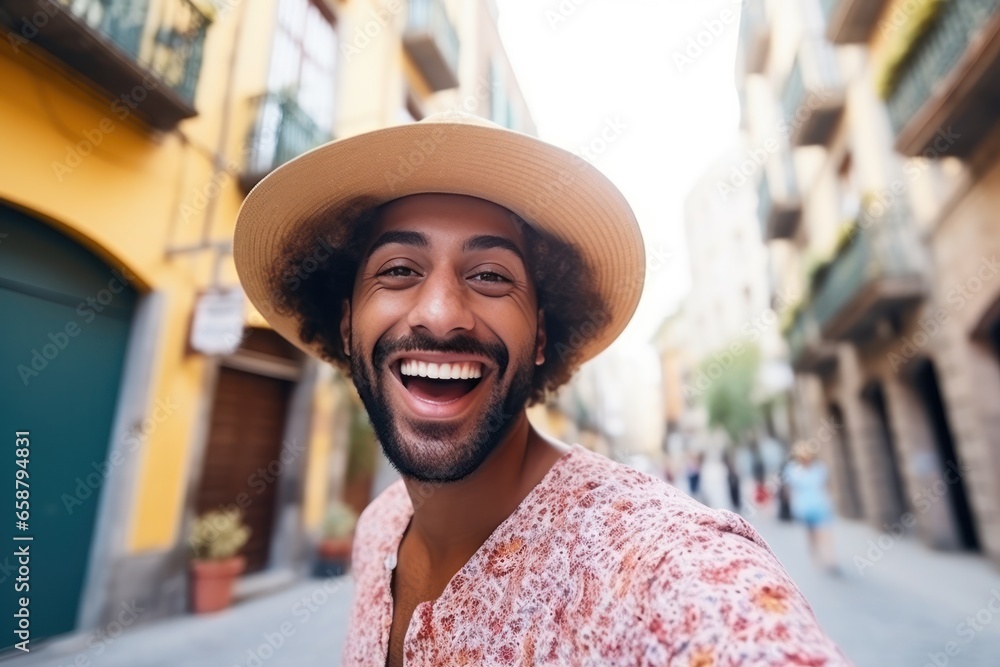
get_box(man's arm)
[638,509,852,666]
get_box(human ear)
[534,309,546,365]
[339,299,352,357]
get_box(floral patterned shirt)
[342,443,851,666]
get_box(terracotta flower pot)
[315,537,352,577]
[189,555,246,614]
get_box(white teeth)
[399,360,483,379]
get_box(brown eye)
[468,270,514,296]
[375,265,422,288]
[381,266,417,278]
[471,271,510,283]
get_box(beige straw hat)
[233,111,645,364]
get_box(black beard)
[350,330,535,483]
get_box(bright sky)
[496,0,744,349]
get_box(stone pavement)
[7,575,355,667]
[7,514,1000,666]
[750,514,1000,667]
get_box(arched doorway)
[0,204,138,649]
[911,360,980,551]
[860,381,909,522]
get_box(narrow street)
[9,576,356,667]
[10,508,1000,666]
[752,515,1000,666]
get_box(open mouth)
[398,359,484,404]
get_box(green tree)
[700,343,763,445]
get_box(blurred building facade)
[659,144,794,439]
[528,344,666,468]
[736,0,1000,565]
[0,0,533,650]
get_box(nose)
[405,269,475,337]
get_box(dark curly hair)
[268,196,608,405]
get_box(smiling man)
[233,113,849,666]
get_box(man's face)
[342,194,545,483]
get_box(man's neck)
[399,415,568,573]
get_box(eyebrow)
[462,235,525,262]
[365,230,428,258]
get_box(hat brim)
[233,118,645,365]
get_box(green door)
[0,205,137,652]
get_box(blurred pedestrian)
[785,442,840,575]
[776,460,793,521]
[751,454,771,509]
[724,450,742,513]
[685,451,704,501]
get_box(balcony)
[0,0,211,130]
[821,0,890,44]
[738,0,770,74]
[403,0,460,92]
[757,166,801,241]
[885,0,1000,158]
[812,201,927,341]
[782,39,845,146]
[786,307,838,374]
[239,93,332,193]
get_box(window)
[268,0,338,132]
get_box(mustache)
[372,330,509,377]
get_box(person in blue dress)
[785,441,841,575]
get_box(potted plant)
[315,500,357,577]
[188,508,251,613]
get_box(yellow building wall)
[0,0,283,553]
[303,367,336,530]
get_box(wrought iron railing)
[242,92,332,187]
[781,38,841,127]
[786,303,837,370]
[58,0,210,103]
[757,163,799,238]
[812,200,925,332]
[786,307,810,367]
[886,0,1000,134]
[406,0,460,77]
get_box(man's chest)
[381,556,639,666]
[386,552,455,667]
